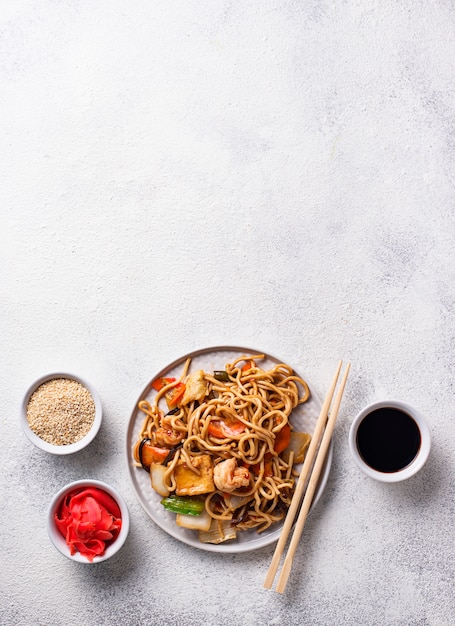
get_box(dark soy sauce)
[356,407,421,473]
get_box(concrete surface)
[1,1,454,625]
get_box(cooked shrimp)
[154,418,185,448]
[213,458,250,492]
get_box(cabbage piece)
[150,463,170,497]
[199,518,237,544]
[176,509,212,531]
[282,432,311,464]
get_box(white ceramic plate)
[126,346,332,553]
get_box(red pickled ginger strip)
[54,487,122,561]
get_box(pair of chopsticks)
[264,360,350,593]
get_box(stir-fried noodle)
[133,355,311,540]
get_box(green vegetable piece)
[213,371,230,382]
[160,495,205,516]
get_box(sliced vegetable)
[165,382,186,407]
[251,453,273,477]
[223,493,251,511]
[151,377,186,408]
[137,438,169,469]
[208,416,246,438]
[162,442,183,466]
[160,495,205,516]
[199,518,237,544]
[231,505,249,526]
[166,407,181,416]
[150,462,170,497]
[176,509,212,531]
[213,370,230,382]
[282,431,311,464]
[274,423,291,454]
[241,360,254,372]
[151,377,176,391]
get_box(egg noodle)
[133,355,311,541]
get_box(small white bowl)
[20,372,102,455]
[349,400,431,482]
[47,479,130,563]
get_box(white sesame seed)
[26,378,96,446]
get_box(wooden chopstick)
[264,360,343,590]
[275,363,350,593]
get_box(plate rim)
[125,345,332,553]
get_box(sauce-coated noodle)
[133,355,311,542]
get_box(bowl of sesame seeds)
[20,373,102,454]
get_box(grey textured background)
[1,1,454,625]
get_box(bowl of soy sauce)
[349,400,431,482]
